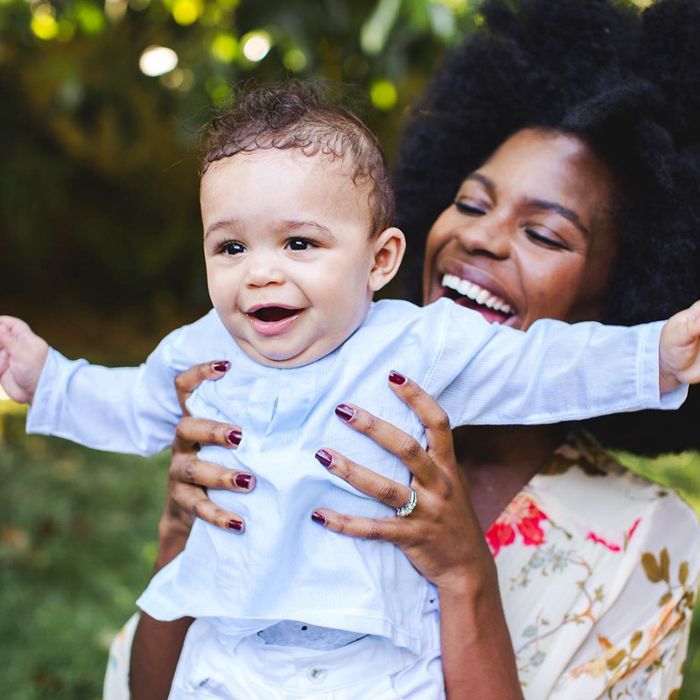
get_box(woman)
[109,0,700,698]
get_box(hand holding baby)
[0,316,49,404]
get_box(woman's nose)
[455,216,512,260]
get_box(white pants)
[169,618,445,699]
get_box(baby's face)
[201,148,378,367]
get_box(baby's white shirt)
[27,298,685,654]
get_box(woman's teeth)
[441,274,513,314]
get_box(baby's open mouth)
[250,306,301,322]
[441,274,514,322]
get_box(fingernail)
[388,370,406,385]
[311,511,327,525]
[227,519,244,532]
[212,361,230,373]
[226,429,242,446]
[315,449,333,469]
[335,404,355,422]
[234,473,254,489]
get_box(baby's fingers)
[661,301,700,385]
[0,348,8,377]
[174,360,230,413]
[310,510,404,544]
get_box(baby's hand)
[659,301,700,394]
[0,316,49,404]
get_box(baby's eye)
[222,241,246,256]
[286,237,315,251]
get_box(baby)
[1,82,699,699]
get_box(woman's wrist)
[438,560,523,700]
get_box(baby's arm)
[429,302,690,427]
[0,316,49,404]
[2,315,211,456]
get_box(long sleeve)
[26,347,180,456]
[26,311,226,456]
[427,301,687,427]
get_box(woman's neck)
[453,424,566,531]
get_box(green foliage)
[0,414,167,700]
[0,0,481,315]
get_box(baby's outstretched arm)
[659,300,700,393]
[0,316,49,404]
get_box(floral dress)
[488,433,700,699]
[104,434,700,699]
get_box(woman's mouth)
[440,274,515,323]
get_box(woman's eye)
[222,241,246,256]
[454,200,486,216]
[287,237,315,251]
[525,229,569,251]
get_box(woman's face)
[423,129,619,330]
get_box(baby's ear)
[369,227,406,292]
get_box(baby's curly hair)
[394,0,700,454]
[200,80,394,236]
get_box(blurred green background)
[1,0,698,697]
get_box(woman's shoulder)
[531,432,700,537]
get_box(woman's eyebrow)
[527,199,590,238]
[466,173,590,237]
[465,173,495,197]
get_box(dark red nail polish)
[335,404,355,422]
[227,519,244,531]
[311,511,327,525]
[389,370,406,385]
[212,361,230,373]
[234,473,254,489]
[315,449,333,469]
[227,429,242,446]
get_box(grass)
[1,403,699,699]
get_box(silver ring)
[395,488,418,517]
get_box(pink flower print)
[486,494,548,557]
[585,518,641,553]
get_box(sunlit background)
[1,0,698,698]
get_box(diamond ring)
[395,488,418,518]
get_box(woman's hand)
[131,360,257,700]
[311,371,522,700]
[311,371,492,591]
[155,361,255,569]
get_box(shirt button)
[307,667,327,683]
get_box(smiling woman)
[424,129,619,329]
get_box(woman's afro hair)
[394,0,700,455]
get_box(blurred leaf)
[361,0,401,55]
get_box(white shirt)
[27,299,685,654]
